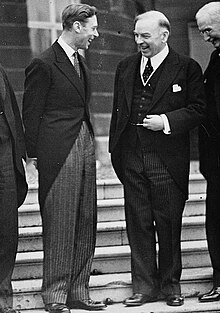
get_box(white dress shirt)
[57,36,76,66]
[140,44,169,85]
[140,44,171,135]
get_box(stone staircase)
[12,168,220,312]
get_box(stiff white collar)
[141,44,169,85]
[57,36,76,59]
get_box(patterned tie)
[143,58,153,83]
[73,52,81,78]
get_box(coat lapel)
[0,70,6,102]
[150,49,181,110]
[205,50,220,119]
[122,50,182,113]
[123,53,141,113]
[52,42,86,102]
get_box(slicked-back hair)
[62,4,97,30]
[134,10,171,33]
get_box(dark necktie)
[73,52,81,78]
[143,58,153,83]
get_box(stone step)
[13,240,211,280]
[19,203,41,228]
[188,173,206,194]
[97,193,206,222]
[92,241,211,275]
[19,193,206,227]
[24,173,206,205]
[18,226,42,252]
[17,299,220,313]
[96,216,207,244]
[18,215,206,252]
[97,174,206,198]
[12,267,213,310]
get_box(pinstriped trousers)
[41,121,97,304]
[121,145,185,297]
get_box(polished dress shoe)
[45,303,70,313]
[198,287,220,302]
[123,293,157,306]
[68,299,106,310]
[166,294,184,306]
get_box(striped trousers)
[121,145,185,297]
[41,122,97,304]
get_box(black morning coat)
[23,41,93,207]
[0,65,27,207]
[109,48,206,199]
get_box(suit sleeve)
[109,62,125,183]
[166,59,206,134]
[22,59,51,157]
[8,80,27,160]
[109,63,121,152]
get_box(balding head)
[196,2,220,50]
[133,10,170,58]
[135,10,171,33]
[196,2,220,23]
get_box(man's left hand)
[143,115,164,131]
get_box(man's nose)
[94,29,99,37]
[203,32,211,41]
[135,35,144,44]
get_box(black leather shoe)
[166,294,184,306]
[123,293,158,306]
[68,299,106,310]
[198,287,220,302]
[45,303,70,313]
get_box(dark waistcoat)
[123,63,164,149]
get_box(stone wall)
[0,0,31,110]
[0,0,210,166]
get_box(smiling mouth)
[140,46,150,51]
[211,39,219,46]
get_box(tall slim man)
[196,2,220,303]
[22,4,105,312]
[109,10,206,307]
[0,64,28,313]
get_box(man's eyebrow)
[133,31,150,35]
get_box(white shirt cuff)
[160,114,171,135]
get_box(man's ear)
[72,21,81,33]
[161,30,169,43]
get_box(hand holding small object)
[142,115,164,131]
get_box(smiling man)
[109,10,206,307]
[196,2,220,304]
[22,4,105,312]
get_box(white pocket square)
[172,84,182,92]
